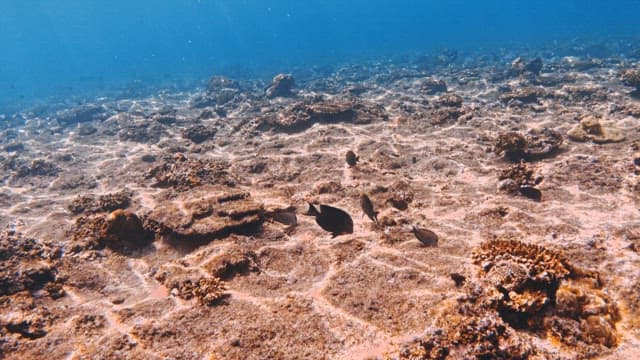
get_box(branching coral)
[472,239,573,284]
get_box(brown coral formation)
[391,239,620,359]
[147,185,264,243]
[68,208,152,253]
[203,245,259,279]
[265,73,295,98]
[498,161,542,193]
[473,239,574,288]
[99,209,153,251]
[494,128,563,161]
[170,276,226,305]
[473,239,618,351]
[155,262,227,306]
[548,279,620,348]
[0,231,62,296]
[567,116,625,144]
[68,189,133,214]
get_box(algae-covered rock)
[567,116,625,144]
[265,73,295,98]
[494,128,563,161]
[100,209,153,250]
[147,185,264,243]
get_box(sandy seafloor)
[2,41,640,359]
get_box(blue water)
[1,1,639,110]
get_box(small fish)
[450,273,466,287]
[519,185,542,201]
[412,226,438,247]
[267,208,298,226]
[305,203,354,237]
[360,194,378,223]
[345,150,359,167]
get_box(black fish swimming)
[266,208,298,226]
[306,203,353,237]
[345,150,359,167]
[360,194,378,223]
[519,185,542,201]
[412,226,438,247]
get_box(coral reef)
[206,75,240,94]
[391,239,620,359]
[498,161,541,188]
[472,239,618,353]
[435,93,463,108]
[511,57,544,76]
[472,239,574,285]
[562,56,602,71]
[155,263,227,305]
[2,39,640,359]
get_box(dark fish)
[519,186,542,201]
[345,150,359,167]
[450,273,466,287]
[360,194,378,223]
[306,203,354,237]
[267,208,298,226]
[412,226,438,247]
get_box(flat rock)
[147,185,264,243]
